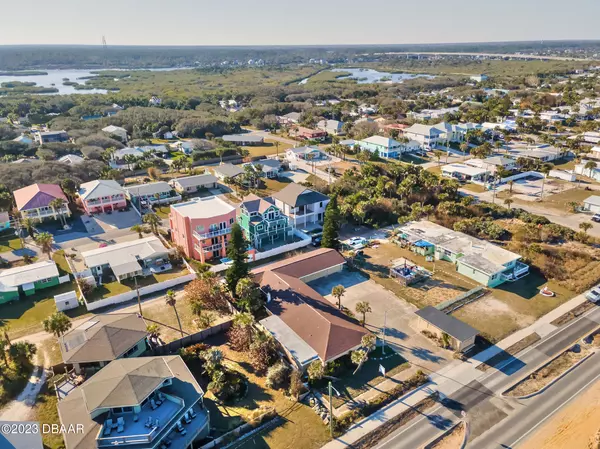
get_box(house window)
[196,225,205,232]
[319,202,323,208]
[444,249,452,257]
[229,218,234,225]
[256,224,263,231]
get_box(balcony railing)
[193,227,231,240]
[195,243,223,253]
[502,262,530,282]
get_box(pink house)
[78,180,127,214]
[169,196,236,263]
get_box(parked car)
[346,237,368,250]
[591,214,600,223]
[586,287,600,303]
[312,236,322,247]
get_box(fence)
[83,271,196,311]
[436,286,486,313]
[148,319,234,356]
[498,170,543,185]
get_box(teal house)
[0,260,61,305]
[398,220,529,287]
[237,194,293,250]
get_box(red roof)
[14,183,68,211]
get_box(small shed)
[54,291,79,312]
[414,306,479,352]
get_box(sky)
[1,0,599,46]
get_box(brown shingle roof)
[60,314,148,364]
[254,249,368,363]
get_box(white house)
[403,124,446,149]
[58,154,85,165]
[271,183,329,228]
[285,146,327,162]
[441,163,490,183]
[583,195,600,213]
[470,74,489,82]
[316,120,344,136]
[102,125,128,142]
[464,156,517,173]
[575,160,600,181]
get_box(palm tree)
[35,231,54,259]
[131,224,144,238]
[215,148,226,164]
[355,301,372,326]
[584,160,598,176]
[433,150,444,166]
[49,198,67,227]
[142,212,161,235]
[332,285,345,310]
[504,198,514,209]
[579,222,593,234]
[22,217,35,238]
[165,289,184,338]
[507,180,514,194]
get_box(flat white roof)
[442,163,488,177]
[171,196,235,219]
[584,195,600,207]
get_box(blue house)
[357,136,419,159]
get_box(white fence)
[498,171,543,185]
[83,271,196,311]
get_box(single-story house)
[102,125,128,142]
[245,159,281,179]
[255,248,370,369]
[59,313,149,374]
[441,163,490,183]
[506,144,567,163]
[80,236,172,283]
[0,260,61,304]
[213,163,245,181]
[277,112,301,125]
[583,195,600,214]
[35,130,69,144]
[398,220,528,287]
[222,134,264,145]
[289,126,327,141]
[286,146,327,162]
[58,154,85,165]
[574,160,600,182]
[169,173,218,194]
[124,181,181,207]
[464,156,517,173]
[316,119,344,136]
[414,306,479,352]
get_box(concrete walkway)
[321,292,592,449]
[0,354,47,422]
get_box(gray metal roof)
[415,306,479,342]
[222,134,264,143]
[213,163,245,178]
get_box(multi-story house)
[124,182,181,209]
[78,180,127,214]
[170,196,236,263]
[238,194,293,249]
[80,236,172,283]
[272,183,329,228]
[14,183,71,222]
[59,314,149,375]
[403,124,446,149]
[57,355,209,449]
[356,135,420,159]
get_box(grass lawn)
[143,297,231,343]
[246,139,293,158]
[358,242,476,309]
[39,337,63,368]
[0,232,22,254]
[32,380,64,449]
[320,347,409,409]
[86,265,190,302]
[197,334,329,448]
[0,283,89,340]
[426,165,442,175]
[153,205,171,219]
[462,183,488,194]
[452,270,577,343]
[537,187,596,212]
[53,250,72,276]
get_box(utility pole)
[329,381,334,437]
[382,310,387,355]
[135,275,142,315]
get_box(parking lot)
[87,209,141,232]
[308,270,448,371]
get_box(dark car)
[312,236,322,247]
[592,214,600,223]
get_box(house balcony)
[193,227,231,241]
[195,243,223,254]
[501,261,530,282]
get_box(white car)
[586,287,600,303]
[346,237,368,250]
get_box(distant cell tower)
[102,36,108,67]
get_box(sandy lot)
[427,422,465,449]
[519,379,600,449]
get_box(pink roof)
[14,183,68,211]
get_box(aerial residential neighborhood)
[2,14,600,449]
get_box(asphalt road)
[374,306,600,449]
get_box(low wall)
[84,271,196,311]
[498,170,543,185]
[253,230,312,262]
[149,319,234,356]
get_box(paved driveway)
[90,209,141,231]
[308,270,449,372]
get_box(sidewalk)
[321,292,592,448]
